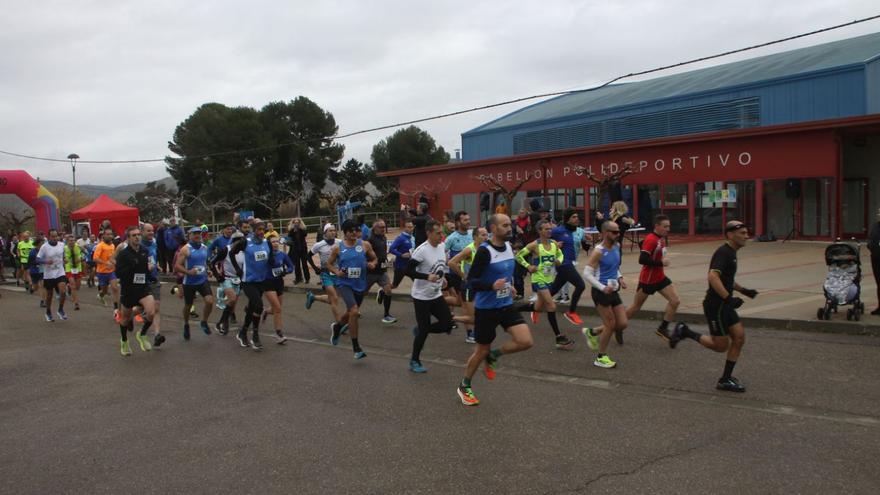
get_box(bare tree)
[474,172,533,210]
[0,209,35,234]
[398,180,451,207]
[572,164,636,206]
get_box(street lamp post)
[67,153,79,232]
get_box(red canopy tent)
[71,194,140,236]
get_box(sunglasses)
[725,224,748,232]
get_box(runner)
[141,223,166,347]
[261,233,292,344]
[305,224,345,330]
[84,234,97,288]
[326,219,378,359]
[93,228,120,320]
[26,237,44,303]
[549,209,586,326]
[669,221,759,392]
[444,211,472,296]
[620,214,682,343]
[36,229,68,322]
[456,214,534,406]
[515,220,574,349]
[209,231,245,336]
[63,234,84,311]
[389,220,415,289]
[448,226,489,344]
[581,221,628,369]
[405,219,453,373]
[208,223,236,260]
[229,221,271,350]
[365,219,397,324]
[16,231,34,291]
[175,227,214,340]
[114,226,157,357]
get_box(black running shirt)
[705,243,737,304]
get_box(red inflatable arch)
[0,169,60,232]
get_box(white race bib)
[542,265,555,276]
[606,279,619,291]
[496,283,511,299]
[380,262,387,269]
[271,267,284,277]
[254,250,268,262]
[70,268,80,274]
[346,267,361,279]
[133,273,146,284]
[230,276,241,285]
[194,265,205,275]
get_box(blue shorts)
[336,285,364,310]
[320,272,337,288]
[97,272,117,287]
[219,278,241,295]
[532,282,552,292]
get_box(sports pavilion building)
[379,32,880,240]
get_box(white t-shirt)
[410,241,447,301]
[311,239,336,268]
[37,242,66,279]
[76,238,92,252]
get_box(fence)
[200,211,402,236]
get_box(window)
[664,184,688,207]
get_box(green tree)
[371,125,450,173]
[328,158,374,204]
[126,181,175,221]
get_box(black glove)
[739,288,758,299]
[727,296,744,309]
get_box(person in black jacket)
[286,218,310,285]
[869,208,880,315]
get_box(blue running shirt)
[183,242,208,286]
[335,239,367,292]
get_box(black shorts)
[265,278,285,293]
[445,271,463,292]
[120,286,151,309]
[183,281,212,305]
[462,285,475,303]
[703,299,740,337]
[30,272,43,283]
[474,306,526,345]
[637,277,672,295]
[43,276,68,292]
[336,285,365,310]
[392,268,406,288]
[365,271,390,291]
[591,287,623,307]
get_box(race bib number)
[380,262,387,269]
[346,267,362,279]
[254,251,268,262]
[194,265,205,275]
[70,268,80,274]
[230,276,241,285]
[133,273,146,284]
[542,265,555,276]
[496,283,511,299]
[271,267,284,277]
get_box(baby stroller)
[817,241,865,321]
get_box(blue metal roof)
[466,31,880,136]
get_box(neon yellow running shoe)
[134,332,152,352]
[582,327,599,351]
[594,354,616,369]
[120,339,132,357]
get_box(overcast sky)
[1,0,878,186]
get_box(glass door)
[842,178,868,237]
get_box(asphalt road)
[1,282,879,494]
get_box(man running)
[389,220,415,289]
[305,224,344,327]
[36,229,68,322]
[549,209,586,326]
[93,228,120,318]
[405,219,453,373]
[16,231,34,291]
[209,231,245,336]
[326,219,378,359]
[63,234,84,311]
[448,227,489,344]
[115,226,157,356]
[582,221,628,369]
[365,219,397,324]
[515,220,574,349]
[141,223,166,347]
[457,214,534,406]
[444,211,472,297]
[229,221,271,350]
[670,221,759,392]
[175,227,214,340]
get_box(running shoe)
[409,360,427,373]
[120,339,132,357]
[134,332,152,352]
[354,350,367,360]
[305,291,315,310]
[582,327,599,351]
[214,322,226,335]
[44,312,53,322]
[200,321,211,335]
[484,355,498,380]
[330,322,341,346]
[40,300,46,308]
[465,330,476,344]
[563,311,582,326]
[236,330,249,348]
[274,330,287,345]
[250,333,263,351]
[457,386,479,406]
[58,309,68,321]
[114,309,121,323]
[135,313,144,324]
[614,329,624,345]
[555,335,575,350]
[716,377,746,392]
[183,324,191,341]
[376,289,384,305]
[655,327,670,342]
[594,355,617,368]
[189,306,198,318]
[382,315,397,324]
[153,333,166,348]
[97,293,107,306]
[339,323,349,336]
[530,311,539,324]
[668,323,685,349]
[74,303,80,311]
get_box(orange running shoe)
[114,309,121,323]
[135,313,144,323]
[457,386,479,406]
[530,311,539,324]
[563,311,582,326]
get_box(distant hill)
[40,177,177,203]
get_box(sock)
[489,348,503,360]
[141,319,153,335]
[659,320,669,331]
[722,360,737,380]
[119,324,128,341]
[383,295,392,316]
[547,312,561,336]
[352,338,360,351]
[598,353,605,358]
[461,377,471,388]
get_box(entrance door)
[841,178,868,237]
